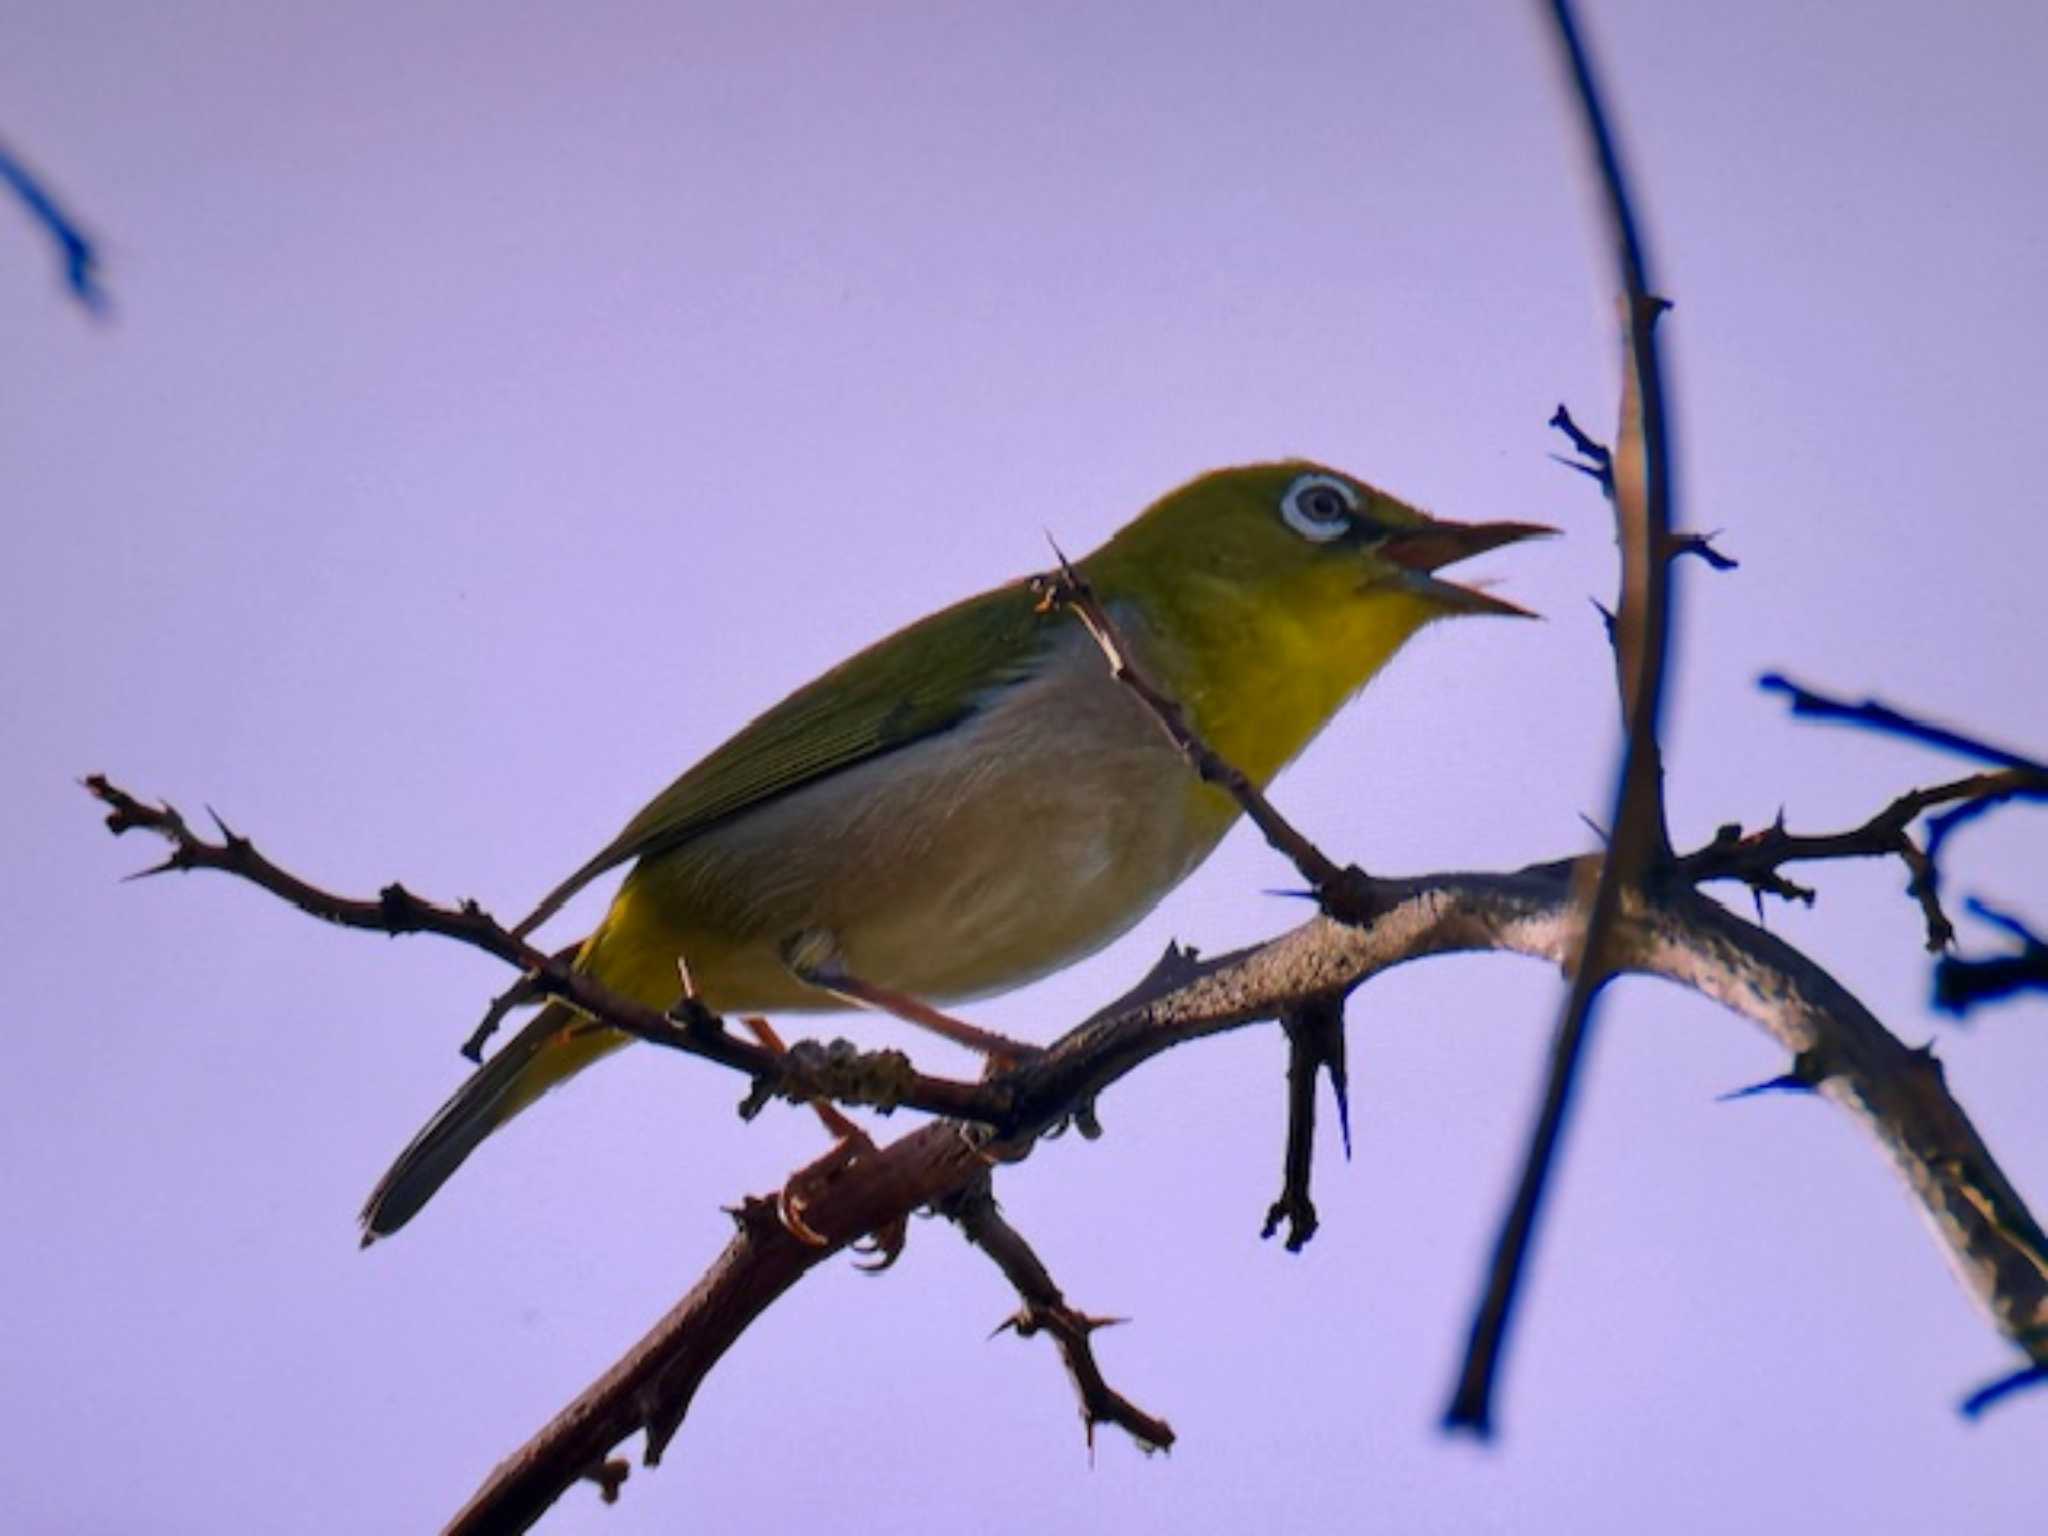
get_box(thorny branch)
[440,1124,991,1536]
[943,1175,1176,1453]
[1755,680,2048,1013]
[1677,769,2047,950]
[411,862,2048,1531]
[82,774,999,1128]
[89,740,2048,1532]
[1447,0,1682,1437]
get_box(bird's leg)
[781,929,1044,1067]
[740,1015,905,1270]
[809,969,1044,1065]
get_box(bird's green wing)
[513,579,1054,935]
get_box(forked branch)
[424,864,2048,1530]
[87,735,2048,1533]
[943,1175,1175,1452]
[82,774,999,1126]
[1677,769,2048,950]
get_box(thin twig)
[1665,531,1738,570]
[0,138,108,314]
[1031,558,1382,924]
[1936,947,2048,1015]
[943,1176,1175,1453]
[1925,793,2013,871]
[1548,403,1613,488]
[1936,899,2048,1015]
[1761,675,2048,774]
[460,950,577,1062]
[1676,769,2044,951]
[83,774,1000,1125]
[1961,1360,2048,1419]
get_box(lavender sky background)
[5,4,2046,1531]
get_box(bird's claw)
[850,1215,909,1273]
[772,1123,909,1267]
[777,1182,831,1247]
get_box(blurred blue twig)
[1,137,108,315]
[1760,674,2047,775]
[1765,677,2047,1018]
[1936,899,2048,1016]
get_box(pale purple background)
[5,4,2046,1532]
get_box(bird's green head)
[1080,460,1551,783]
[1087,460,1548,624]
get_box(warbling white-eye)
[361,462,1546,1237]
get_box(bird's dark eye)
[1280,473,1357,543]
[1302,486,1346,522]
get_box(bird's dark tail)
[359,1001,626,1241]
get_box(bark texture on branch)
[443,1123,988,1536]
[84,768,2048,1531]
[439,861,2048,1532]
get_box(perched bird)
[361,462,1546,1238]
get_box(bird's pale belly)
[587,638,1237,1017]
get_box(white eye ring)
[1279,473,1357,543]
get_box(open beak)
[1377,518,1555,618]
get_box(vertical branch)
[1445,0,1679,1436]
[1261,995,1351,1252]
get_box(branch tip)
[1960,1362,2048,1420]
[1760,675,2048,775]
[1665,531,1738,571]
[1441,1398,1493,1441]
[1548,402,1612,475]
[0,143,110,314]
[583,1458,630,1504]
